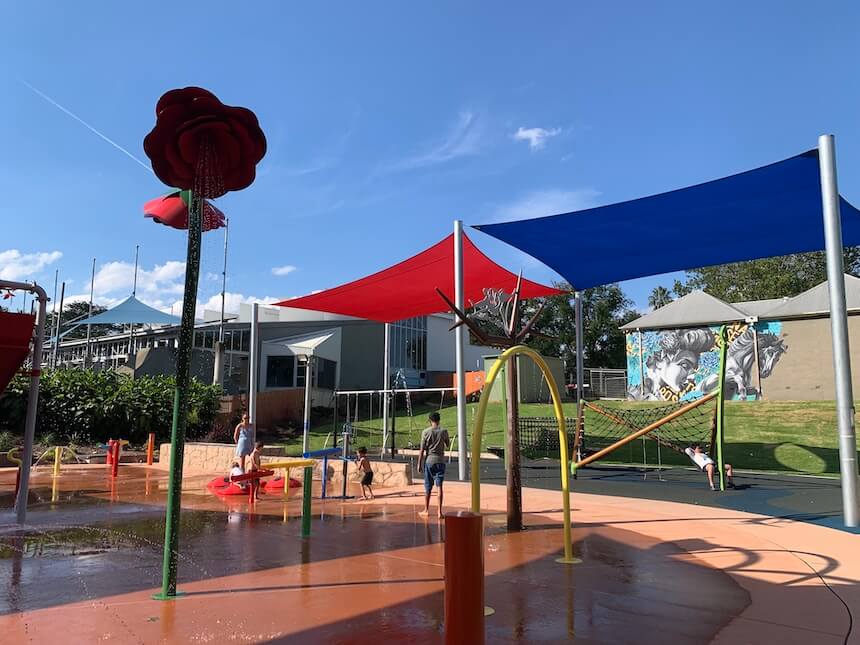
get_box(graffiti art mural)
[626,321,787,401]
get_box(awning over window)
[275,233,563,323]
[475,150,860,290]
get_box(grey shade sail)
[75,295,181,326]
[620,291,749,330]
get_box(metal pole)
[11,280,47,523]
[574,291,585,445]
[219,219,229,343]
[128,245,139,356]
[751,324,763,399]
[302,356,313,454]
[249,303,259,425]
[382,322,391,458]
[51,282,65,368]
[85,258,96,368]
[454,220,467,480]
[50,269,58,366]
[819,133,859,527]
[638,329,645,397]
[156,190,203,598]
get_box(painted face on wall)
[657,349,700,391]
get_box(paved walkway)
[0,465,857,643]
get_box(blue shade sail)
[76,295,181,326]
[474,150,860,290]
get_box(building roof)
[732,298,788,317]
[761,274,860,318]
[620,291,748,330]
[622,274,860,331]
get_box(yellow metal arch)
[470,345,574,562]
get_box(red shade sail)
[276,233,564,323]
[0,312,34,393]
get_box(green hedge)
[0,369,222,446]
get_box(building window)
[390,316,428,372]
[266,355,295,388]
[316,358,337,390]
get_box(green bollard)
[301,466,313,538]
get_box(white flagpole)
[85,258,96,367]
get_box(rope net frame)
[518,393,719,468]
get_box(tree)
[648,286,673,310]
[523,282,639,371]
[47,301,117,340]
[673,249,860,302]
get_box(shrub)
[0,369,222,446]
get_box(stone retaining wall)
[158,442,411,487]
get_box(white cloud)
[205,272,221,282]
[490,188,600,224]
[512,126,561,150]
[91,260,186,297]
[271,265,297,277]
[386,111,483,172]
[0,250,62,281]
[200,292,280,315]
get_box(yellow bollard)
[53,446,62,477]
[284,468,291,498]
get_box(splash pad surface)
[0,465,856,644]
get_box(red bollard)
[106,440,115,466]
[444,511,485,645]
[111,441,120,478]
[146,433,155,466]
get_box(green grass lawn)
[273,398,858,477]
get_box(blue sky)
[2,2,859,316]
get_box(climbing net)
[577,392,718,466]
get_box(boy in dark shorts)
[356,447,374,500]
[418,412,450,518]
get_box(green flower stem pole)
[155,189,203,600]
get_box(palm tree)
[648,286,673,310]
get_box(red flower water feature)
[143,190,226,231]
[143,87,266,198]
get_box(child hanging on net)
[685,444,735,491]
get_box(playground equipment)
[146,432,155,465]
[444,511,486,645]
[303,447,342,499]
[470,345,575,564]
[1,279,47,525]
[334,386,452,458]
[570,326,730,490]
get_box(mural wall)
[626,321,788,401]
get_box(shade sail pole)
[574,291,585,440]
[454,220,467,480]
[249,303,259,426]
[382,322,391,458]
[819,134,859,527]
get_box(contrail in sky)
[20,79,153,173]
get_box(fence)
[583,368,628,400]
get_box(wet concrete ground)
[0,465,856,643]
